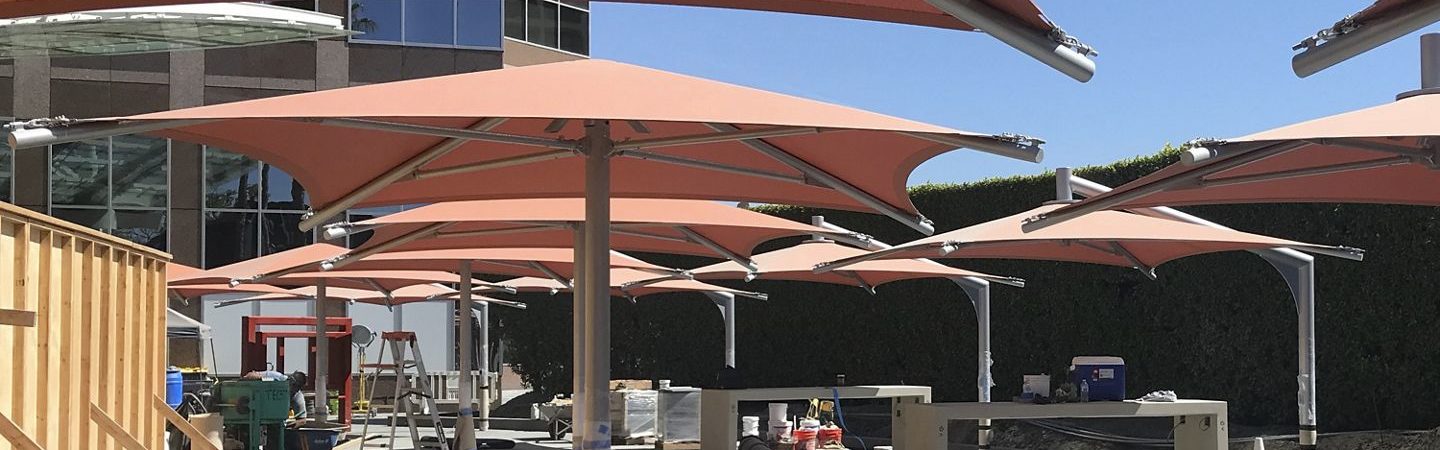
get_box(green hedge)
[494,146,1440,431]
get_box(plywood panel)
[0,202,171,450]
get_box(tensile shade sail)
[327,198,856,272]
[1027,65,1440,230]
[6,58,1045,448]
[820,203,1365,277]
[692,239,1022,291]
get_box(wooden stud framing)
[0,203,171,450]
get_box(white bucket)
[1023,374,1051,398]
[768,402,787,420]
[741,416,761,437]
[768,420,793,442]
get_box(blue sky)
[590,1,1440,185]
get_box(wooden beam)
[0,308,36,327]
[0,410,43,450]
[87,403,147,450]
[151,395,220,450]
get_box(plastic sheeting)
[610,390,659,439]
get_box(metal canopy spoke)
[1199,155,1413,188]
[674,226,758,272]
[299,118,508,231]
[314,118,579,150]
[611,126,818,152]
[412,149,579,181]
[706,122,937,235]
[327,222,455,270]
[613,150,810,184]
[528,261,573,288]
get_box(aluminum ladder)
[359,331,449,450]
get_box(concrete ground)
[348,413,657,450]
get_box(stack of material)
[657,387,701,442]
[610,390,659,439]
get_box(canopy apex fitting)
[1049,27,1098,57]
[992,132,1045,147]
[1294,15,1361,51]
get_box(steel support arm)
[1292,0,1440,78]
[1024,141,1310,230]
[8,118,208,149]
[923,0,1097,82]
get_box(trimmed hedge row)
[494,146,1440,431]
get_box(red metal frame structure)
[240,316,354,424]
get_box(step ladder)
[359,331,450,450]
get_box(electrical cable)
[831,388,867,450]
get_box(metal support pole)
[950,276,993,449]
[457,263,477,449]
[571,226,587,449]
[578,121,613,450]
[1423,33,1440,90]
[1054,167,1074,202]
[703,292,738,368]
[1069,175,1318,448]
[314,278,330,421]
[478,287,492,432]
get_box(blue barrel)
[164,368,184,408]
[298,428,341,450]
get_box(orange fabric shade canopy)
[820,203,1364,277]
[168,243,492,291]
[342,198,848,264]
[63,59,1038,234]
[691,240,1022,289]
[1030,91,1440,228]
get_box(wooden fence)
[0,201,171,450]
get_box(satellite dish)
[352,324,375,348]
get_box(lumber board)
[152,395,220,450]
[0,410,42,450]
[88,404,147,450]
[0,309,34,327]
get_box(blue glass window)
[459,0,504,48]
[351,0,403,42]
[351,0,506,49]
[404,0,456,45]
[0,142,12,204]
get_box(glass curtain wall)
[203,146,314,268]
[504,0,588,55]
[49,135,169,251]
[350,0,506,49]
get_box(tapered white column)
[952,277,992,449]
[314,278,330,420]
[703,291,738,368]
[478,290,492,431]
